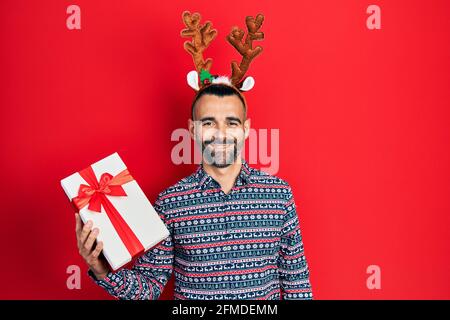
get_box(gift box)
[61,152,170,271]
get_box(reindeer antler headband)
[181,11,265,92]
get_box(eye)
[228,121,239,127]
[202,121,213,127]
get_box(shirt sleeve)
[278,186,313,300]
[88,194,174,300]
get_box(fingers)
[75,213,82,236]
[83,228,99,254]
[78,220,93,245]
[74,216,106,271]
[89,241,103,259]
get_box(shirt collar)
[194,158,253,190]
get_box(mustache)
[203,137,237,146]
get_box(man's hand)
[75,213,110,280]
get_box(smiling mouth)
[210,144,233,148]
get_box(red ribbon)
[72,166,144,258]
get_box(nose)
[214,124,228,142]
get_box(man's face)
[189,94,250,168]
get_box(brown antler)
[226,14,264,86]
[181,11,218,73]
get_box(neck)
[202,158,243,194]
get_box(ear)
[188,118,195,139]
[244,118,251,140]
[187,70,200,91]
[239,76,255,92]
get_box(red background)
[1,0,449,299]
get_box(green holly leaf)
[200,69,213,82]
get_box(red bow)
[73,169,132,212]
[72,166,144,259]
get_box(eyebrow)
[226,117,242,124]
[199,116,242,124]
[199,117,216,122]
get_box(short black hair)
[191,84,247,120]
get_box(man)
[75,83,314,300]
